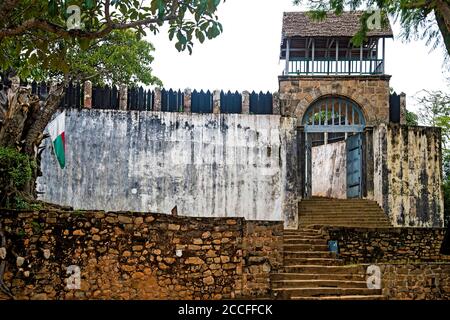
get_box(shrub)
[444,180,450,228]
[0,147,35,206]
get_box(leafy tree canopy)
[417,89,450,146]
[3,29,163,86]
[5,29,163,86]
[0,0,224,78]
[406,109,419,126]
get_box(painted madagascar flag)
[48,111,66,169]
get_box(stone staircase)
[272,227,385,300]
[298,197,392,228]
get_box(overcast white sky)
[147,0,449,113]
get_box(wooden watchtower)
[280,11,393,76]
[278,11,394,126]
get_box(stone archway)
[301,95,366,199]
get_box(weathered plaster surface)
[372,124,444,227]
[312,141,346,199]
[37,110,298,226]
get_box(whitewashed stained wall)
[37,110,298,227]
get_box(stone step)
[298,222,392,227]
[284,234,323,239]
[282,244,329,251]
[298,206,384,210]
[283,232,324,239]
[283,238,327,245]
[298,219,391,224]
[298,215,387,219]
[299,207,383,210]
[284,258,343,266]
[283,235,326,242]
[301,198,379,203]
[298,212,388,217]
[272,279,368,289]
[273,287,382,298]
[284,251,335,259]
[291,295,386,300]
[284,234,325,239]
[284,231,324,237]
[283,265,366,274]
[298,224,392,229]
[298,216,389,220]
[299,211,387,215]
[297,222,391,227]
[296,227,323,232]
[271,273,366,281]
[299,202,382,206]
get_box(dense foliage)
[0,0,224,79]
[0,147,35,206]
[406,110,419,126]
[6,29,163,86]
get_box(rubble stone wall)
[0,209,283,300]
[328,227,450,264]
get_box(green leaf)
[78,38,91,51]
[157,0,165,19]
[48,0,58,16]
[84,0,95,10]
[168,28,176,41]
[196,29,205,43]
[177,31,187,45]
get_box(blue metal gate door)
[346,133,362,198]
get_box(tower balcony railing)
[284,57,385,76]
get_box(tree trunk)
[434,0,450,57]
[0,79,40,149]
[23,83,65,156]
[0,79,65,204]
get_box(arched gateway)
[302,96,366,199]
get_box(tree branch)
[0,14,178,41]
[0,0,19,19]
[434,0,450,56]
[105,0,112,24]
[401,0,434,9]
[23,82,66,156]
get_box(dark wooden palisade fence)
[161,89,183,112]
[250,91,273,115]
[92,85,118,110]
[128,87,154,111]
[60,82,82,109]
[192,90,213,113]
[220,91,242,114]
[389,92,401,124]
[0,75,275,115]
